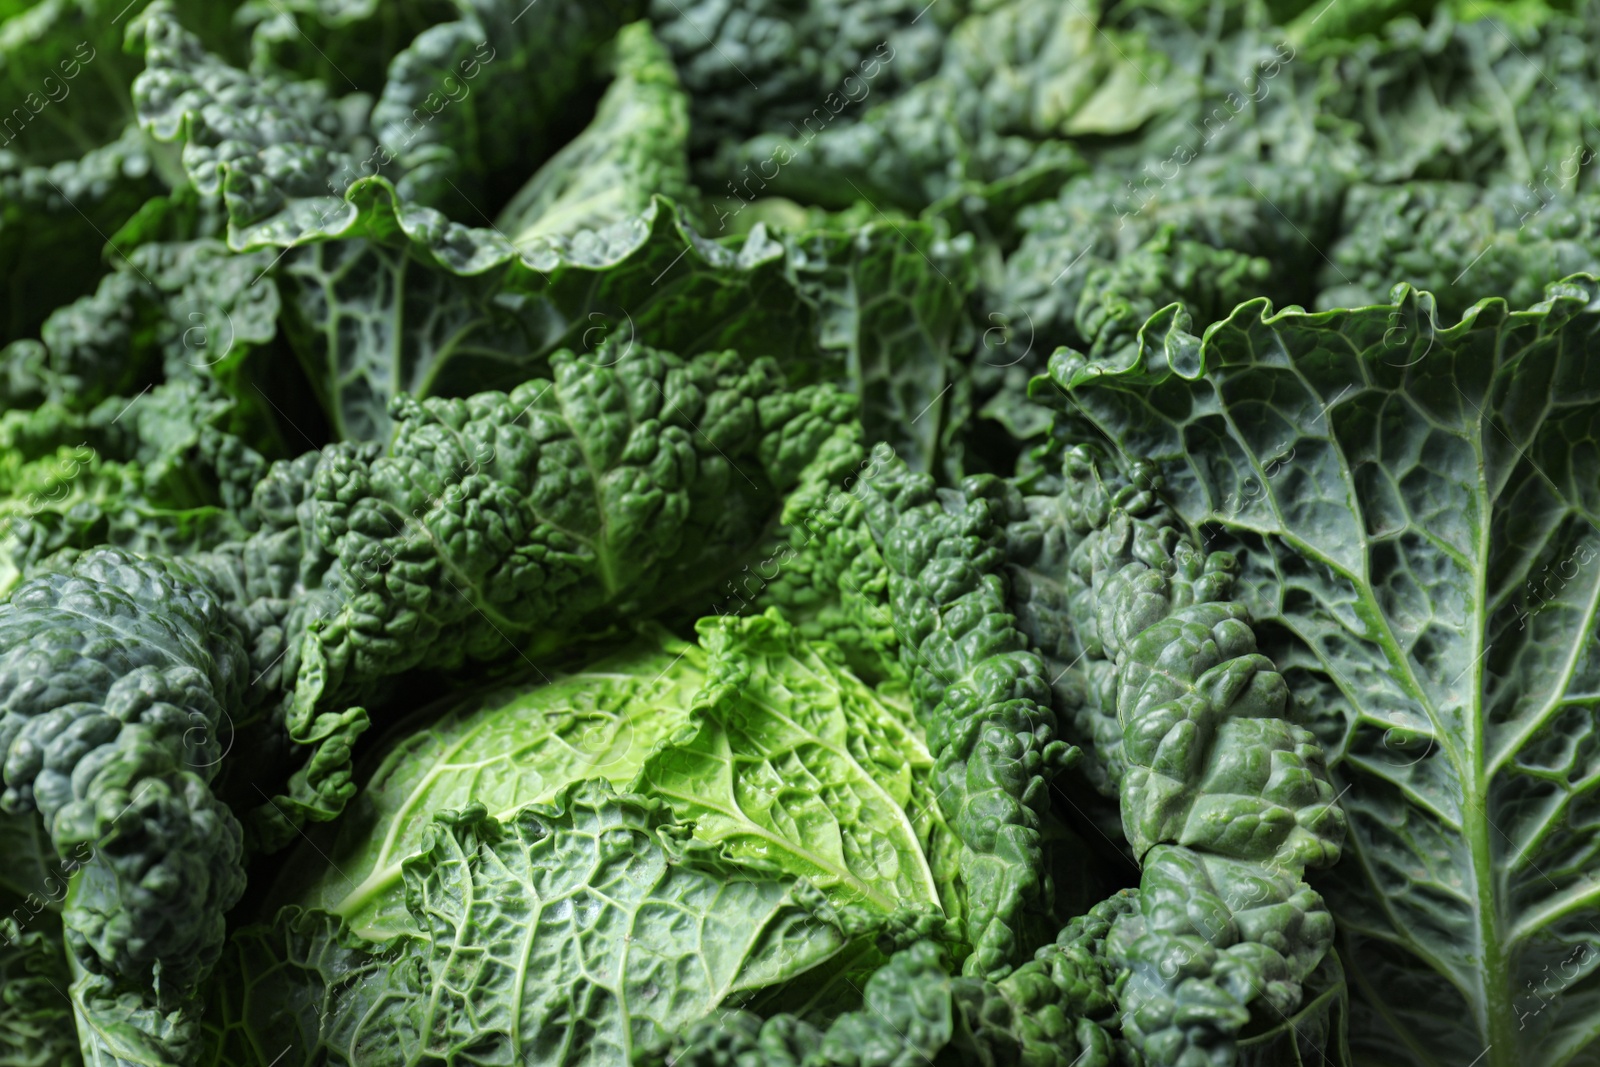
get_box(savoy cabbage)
[3,0,1600,1066]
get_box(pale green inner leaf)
[278,634,706,940]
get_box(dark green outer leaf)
[782,223,977,480]
[650,896,1142,1067]
[743,420,900,684]
[69,960,196,1067]
[1045,276,1600,1067]
[0,0,190,169]
[272,189,813,442]
[371,0,645,220]
[240,0,459,95]
[1007,440,1346,1066]
[0,126,167,344]
[859,453,1077,979]
[0,808,58,909]
[0,548,248,999]
[648,0,962,155]
[1317,182,1600,320]
[494,20,695,249]
[282,344,850,721]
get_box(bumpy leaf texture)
[205,780,849,1067]
[269,188,813,443]
[782,222,977,479]
[0,811,80,1067]
[1045,274,1600,1066]
[744,421,899,683]
[189,342,854,849]
[0,916,79,1067]
[495,20,695,249]
[649,0,963,155]
[0,548,252,1067]
[0,440,233,599]
[131,11,817,446]
[1319,182,1600,319]
[859,450,1077,979]
[0,0,249,342]
[283,345,847,709]
[372,0,645,219]
[0,550,248,996]
[651,895,1141,1067]
[980,0,1600,444]
[1005,441,1347,1066]
[273,629,709,940]
[637,611,942,916]
[705,0,1210,214]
